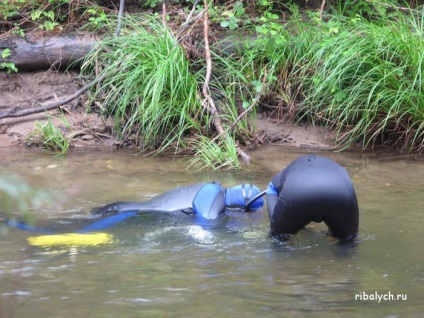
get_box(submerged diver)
[2,154,359,243]
[266,154,359,240]
[2,183,265,235]
[82,182,265,232]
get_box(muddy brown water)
[0,146,423,317]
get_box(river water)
[0,146,423,317]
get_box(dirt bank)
[0,70,116,149]
[0,70,336,151]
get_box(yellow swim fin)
[27,232,114,247]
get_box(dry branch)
[201,0,250,163]
[201,0,224,135]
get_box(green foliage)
[30,9,60,30]
[0,48,18,73]
[331,0,402,19]
[219,1,250,30]
[285,9,424,151]
[0,62,17,73]
[83,14,201,152]
[2,48,11,60]
[1,0,109,35]
[217,2,423,152]
[206,48,268,129]
[85,7,108,29]
[24,115,70,155]
[3,0,423,165]
[141,0,163,8]
[0,0,27,20]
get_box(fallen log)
[0,34,97,71]
[0,31,256,72]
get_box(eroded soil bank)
[0,70,336,152]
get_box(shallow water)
[0,146,423,318]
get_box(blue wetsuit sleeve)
[77,211,137,233]
[192,183,225,220]
[6,219,53,234]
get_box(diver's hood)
[225,184,264,210]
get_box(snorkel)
[224,184,265,212]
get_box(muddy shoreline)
[0,70,336,152]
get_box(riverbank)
[2,2,422,161]
[0,70,336,152]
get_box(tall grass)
[82,8,423,169]
[83,14,274,168]
[83,14,201,152]
[289,10,424,151]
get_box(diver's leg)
[91,201,145,216]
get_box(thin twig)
[202,1,212,97]
[0,72,109,120]
[177,1,205,40]
[114,0,125,36]
[228,72,267,133]
[201,0,224,135]
[162,1,167,27]
[199,2,248,162]
[319,0,326,21]
[200,0,251,162]
[211,71,267,144]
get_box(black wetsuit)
[266,154,359,240]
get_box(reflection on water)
[0,146,423,317]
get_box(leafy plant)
[0,62,17,73]
[1,0,104,34]
[219,1,250,30]
[1,48,18,73]
[141,0,164,8]
[85,7,108,29]
[30,9,59,30]
[0,0,27,20]
[24,115,71,155]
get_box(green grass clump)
[82,7,423,170]
[189,135,240,170]
[290,10,424,151]
[83,14,201,152]
[24,115,70,155]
